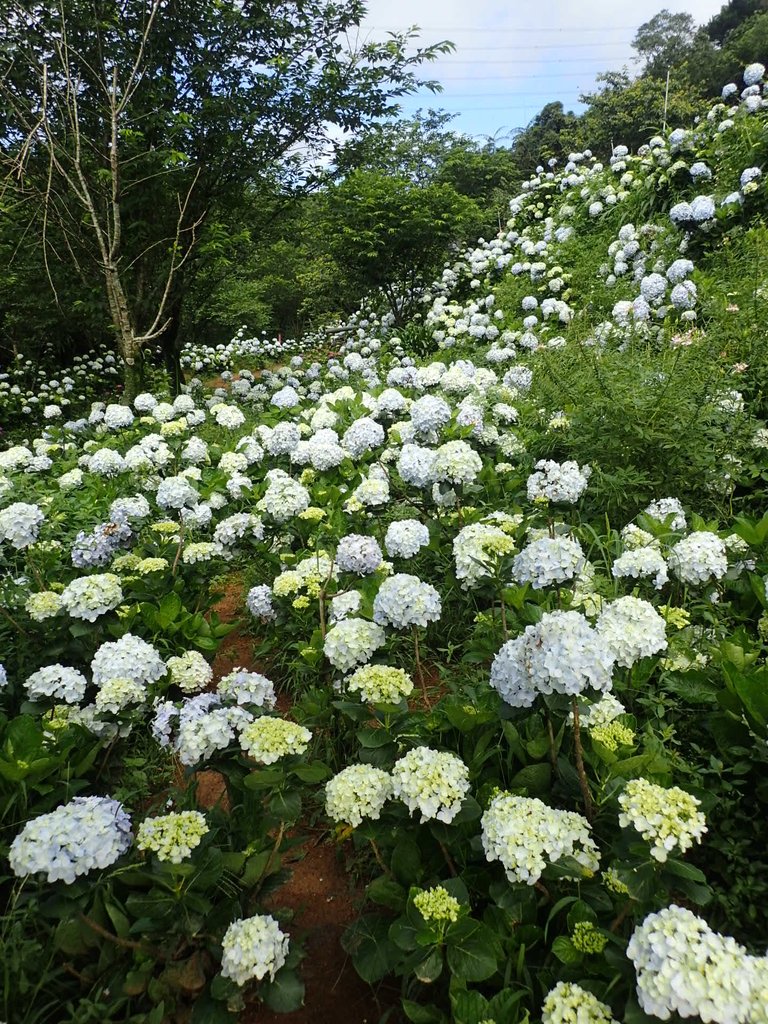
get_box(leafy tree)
[0,0,449,397]
[632,9,700,76]
[321,170,479,324]
[509,101,580,176]
[707,0,768,44]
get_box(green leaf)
[413,946,444,984]
[445,919,501,982]
[261,967,305,1013]
[367,875,406,911]
[341,914,399,983]
[551,935,583,965]
[391,837,422,886]
[291,761,331,783]
[510,762,552,795]
[402,998,447,1022]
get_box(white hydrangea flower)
[396,444,437,488]
[167,650,213,693]
[595,597,667,667]
[628,905,768,1023]
[246,584,276,621]
[373,574,441,629]
[385,519,430,559]
[217,668,276,708]
[453,522,516,589]
[542,982,619,1024]
[342,416,385,458]
[239,716,311,764]
[0,502,45,548]
[25,591,64,621]
[481,793,599,885]
[669,532,727,585]
[176,705,253,766]
[9,796,132,884]
[326,764,394,827]
[221,914,290,986]
[512,536,584,589]
[213,512,264,548]
[25,664,88,704]
[61,573,123,622]
[612,547,669,589]
[156,475,199,510]
[346,664,413,704]
[91,633,165,686]
[323,618,386,672]
[490,610,614,707]
[618,778,706,862]
[323,587,359,624]
[94,677,146,715]
[411,395,452,435]
[391,746,470,823]
[257,470,310,522]
[336,534,383,575]
[431,440,483,486]
[527,460,591,504]
[644,497,686,531]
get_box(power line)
[416,73,619,81]
[365,25,638,33]
[409,41,634,51]
[432,57,632,64]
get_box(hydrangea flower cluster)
[325,763,394,827]
[595,597,667,667]
[481,793,599,885]
[512,536,585,589]
[25,591,64,621]
[0,501,45,548]
[336,534,383,575]
[217,668,276,708]
[618,778,706,862]
[490,611,614,707]
[25,664,88,704]
[373,574,442,629]
[136,810,209,863]
[345,664,413,704]
[431,440,483,486]
[221,914,290,986]
[94,677,146,714]
[627,905,768,1023]
[323,617,386,672]
[612,546,669,589]
[239,716,311,763]
[246,584,276,621]
[391,746,470,823]
[257,469,310,522]
[542,982,619,1024]
[527,460,590,504]
[413,886,462,924]
[453,522,516,589]
[644,497,686,531]
[167,650,213,693]
[385,519,431,559]
[92,634,165,686]
[9,796,132,883]
[176,704,253,766]
[60,573,123,622]
[669,532,728,585]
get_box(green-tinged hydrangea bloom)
[94,677,146,715]
[136,810,208,863]
[25,590,63,621]
[135,557,169,575]
[221,914,289,986]
[325,763,393,827]
[618,778,707,862]
[572,921,608,954]
[591,720,635,751]
[413,886,461,924]
[239,716,311,764]
[602,867,630,895]
[112,552,142,572]
[542,981,619,1024]
[346,664,413,704]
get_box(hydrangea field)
[3,63,768,1024]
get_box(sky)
[353,0,727,143]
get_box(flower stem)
[413,627,431,709]
[571,696,595,822]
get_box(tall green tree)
[0,0,449,397]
